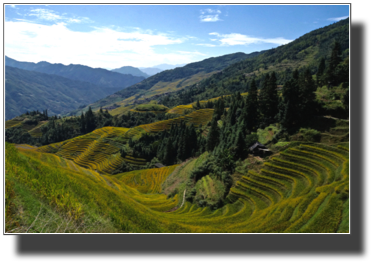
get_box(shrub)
[299,128,321,142]
[23,118,38,125]
[167,188,179,199]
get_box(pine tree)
[326,41,342,87]
[234,129,247,160]
[80,112,85,133]
[206,118,220,151]
[242,79,259,132]
[85,106,96,133]
[268,72,279,120]
[279,73,299,131]
[316,57,326,86]
[259,72,278,127]
[298,68,317,125]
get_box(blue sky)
[5,4,349,69]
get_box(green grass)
[257,124,280,144]
[6,139,349,233]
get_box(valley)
[5,17,349,234]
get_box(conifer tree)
[259,72,278,127]
[316,57,326,86]
[206,118,220,151]
[80,112,85,133]
[326,41,342,86]
[85,106,96,133]
[234,129,247,160]
[242,79,259,132]
[278,72,299,131]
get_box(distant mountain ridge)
[149,63,186,70]
[138,63,186,76]
[74,50,265,113]
[5,56,145,90]
[111,66,150,78]
[138,67,163,76]
[5,66,116,120]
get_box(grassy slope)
[6,140,349,233]
[35,109,213,174]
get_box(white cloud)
[28,8,62,21]
[5,20,202,68]
[209,32,292,46]
[196,43,217,47]
[201,15,221,22]
[200,9,222,22]
[9,5,16,8]
[23,8,92,24]
[327,16,349,21]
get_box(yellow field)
[7,140,349,233]
[125,109,214,140]
[115,165,179,194]
[37,126,146,174]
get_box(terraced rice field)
[12,140,349,232]
[125,109,214,139]
[167,105,193,114]
[167,93,248,115]
[37,127,146,174]
[28,121,48,138]
[146,143,349,233]
[129,109,168,114]
[5,119,23,129]
[115,165,179,194]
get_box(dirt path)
[15,144,37,150]
[323,115,349,121]
[180,189,186,208]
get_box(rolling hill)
[160,18,349,108]
[5,66,118,120]
[71,50,266,114]
[5,56,145,90]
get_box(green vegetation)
[134,101,169,112]
[5,19,349,233]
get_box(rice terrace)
[5,4,350,233]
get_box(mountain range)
[5,66,117,120]
[5,56,145,90]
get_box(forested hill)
[5,66,117,120]
[161,18,349,107]
[75,50,266,111]
[115,51,266,98]
[5,56,145,90]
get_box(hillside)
[5,18,349,234]
[160,19,349,107]
[5,56,145,90]
[6,140,349,233]
[5,66,117,120]
[111,66,150,78]
[72,50,265,114]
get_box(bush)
[299,128,321,142]
[167,188,179,199]
[23,118,38,125]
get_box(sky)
[4,4,349,69]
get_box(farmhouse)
[249,141,271,156]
